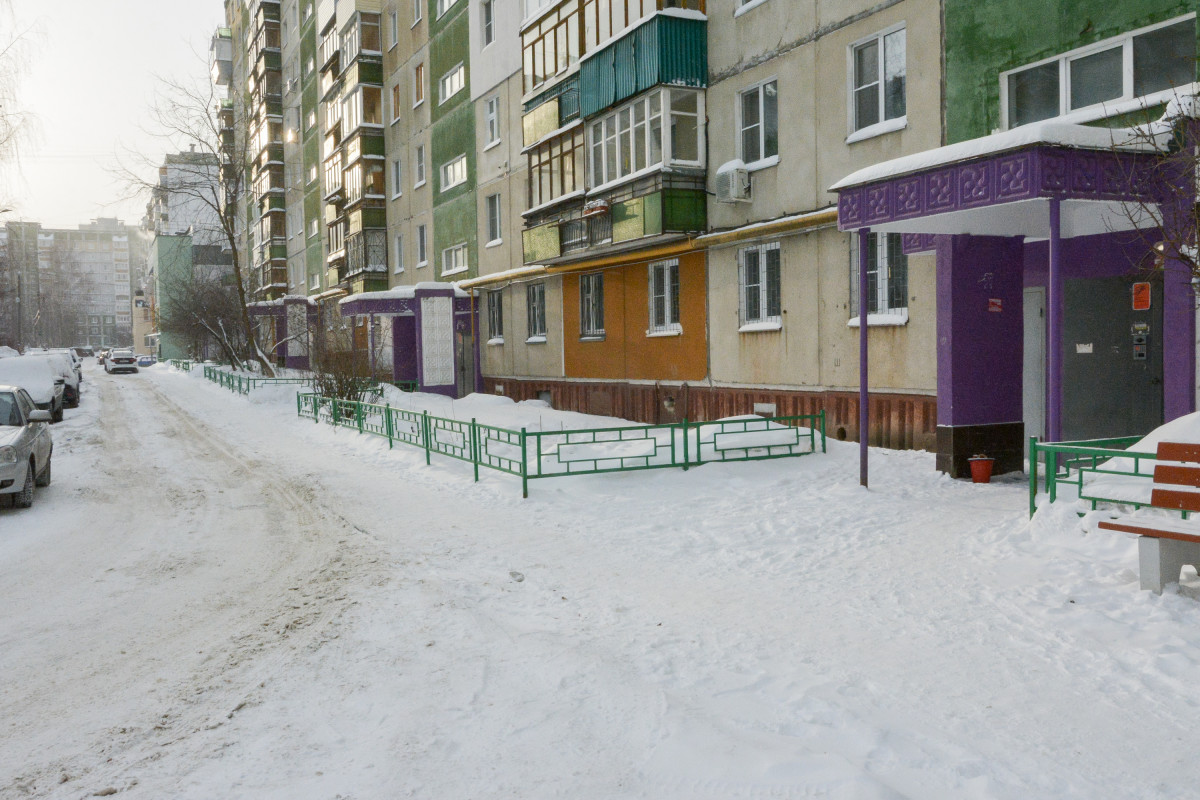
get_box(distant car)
[72,346,95,358]
[105,349,138,374]
[0,357,65,422]
[0,385,52,509]
[96,349,109,365]
[137,355,155,367]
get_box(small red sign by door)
[1132,282,1152,311]
[988,298,1002,312]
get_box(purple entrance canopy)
[832,118,1177,479]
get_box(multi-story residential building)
[473,0,708,419]
[701,0,941,448]
[0,219,144,349]
[833,0,1199,475]
[143,150,227,359]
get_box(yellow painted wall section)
[563,250,707,382]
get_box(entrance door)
[455,328,475,397]
[1023,286,1046,453]
[1061,276,1163,441]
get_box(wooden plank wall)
[483,378,938,451]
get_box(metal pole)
[858,227,871,488]
[1047,197,1063,445]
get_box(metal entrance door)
[1061,276,1163,441]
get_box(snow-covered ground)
[2,363,1198,799]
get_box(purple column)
[368,312,376,376]
[1047,197,1063,443]
[1163,254,1196,421]
[859,227,870,488]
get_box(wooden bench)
[1098,442,1200,594]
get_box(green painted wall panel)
[430,5,470,125]
[945,0,1198,141]
[662,189,706,232]
[433,192,478,277]
[431,101,476,201]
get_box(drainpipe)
[1047,197,1063,444]
[368,312,376,377]
[859,227,870,488]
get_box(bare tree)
[1106,92,1200,276]
[118,75,275,376]
[155,246,246,364]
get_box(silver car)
[0,385,53,509]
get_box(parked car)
[0,357,65,422]
[0,385,52,509]
[105,349,138,374]
[30,352,80,408]
[72,346,95,358]
[136,355,156,367]
[96,349,109,365]
[47,348,83,383]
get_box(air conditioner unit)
[715,162,751,203]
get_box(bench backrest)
[1151,442,1200,511]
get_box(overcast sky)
[4,0,224,229]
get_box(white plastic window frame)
[440,154,468,192]
[587,87,705,192]
[736,77,780,171]
[738,241,782,330]
[845,22,908,143]
[439,62,466,105]
[999,13,1198,130]
[647,258,681,336]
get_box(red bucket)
[968,457,994,484]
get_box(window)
[849,232,908,319]
[484,95,500,146]
[307,109,316,131]
[308,163,318,184]
[521,1,581,93]
[528,129,584,209]
[388,10,398,48]
[393,233,404,273]
[648,259,680,335]
[440,154,467,191]
[439,63,466,104]
[309,217,319,237]
[391,84,402,121]
[580,272,604,338]
[482,0,495,46]
[485,193,502,244]
[414,144,426,186]
[527,282,547,339]
[588,88,704,188]
[416,223,428,266]
[391,158,403,197]
[487,290,503,341]
[413,0,423,25]
[851,26,906,134]
[1003,16,1196,128]
[739,243,781,327]
[414,62,425,106]
[739,80,778,165]
[442,243,468,276]
[437,0,458,17]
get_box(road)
[0,365,385,797]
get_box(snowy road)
[2,363,1198,799]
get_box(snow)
[4,365,1200,798]
[339,282,468,305]
[0,356,61,404]
[831,118,1165,192]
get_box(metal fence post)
[820,409,827,453]
[385,404,394,448]
[296,391,301,418]
[472,418,480,483]
[423,411,431,465]
[1047,445,1058,504]
[520,427,528,499]
[681,418,689,471]
[332,398,340,426]
[356,401,364,433]
[1029,437,1039,518]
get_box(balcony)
[323,158,344,200]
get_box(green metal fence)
[1028,435,1159,517]
[203,365,314,396]
[296,391,825,497]
[168,359,194,372]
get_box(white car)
[105,349,139,375]
[0,356,65,422]
[0,385,53,509]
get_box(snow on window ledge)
[487,336,504,346]
[847,310,909,328]
[525,335,547,344]
[745,154,780,173]
[846,115,907,145]
[645,326,682,338]
[734,0,770,17]
[739,320,782,333]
